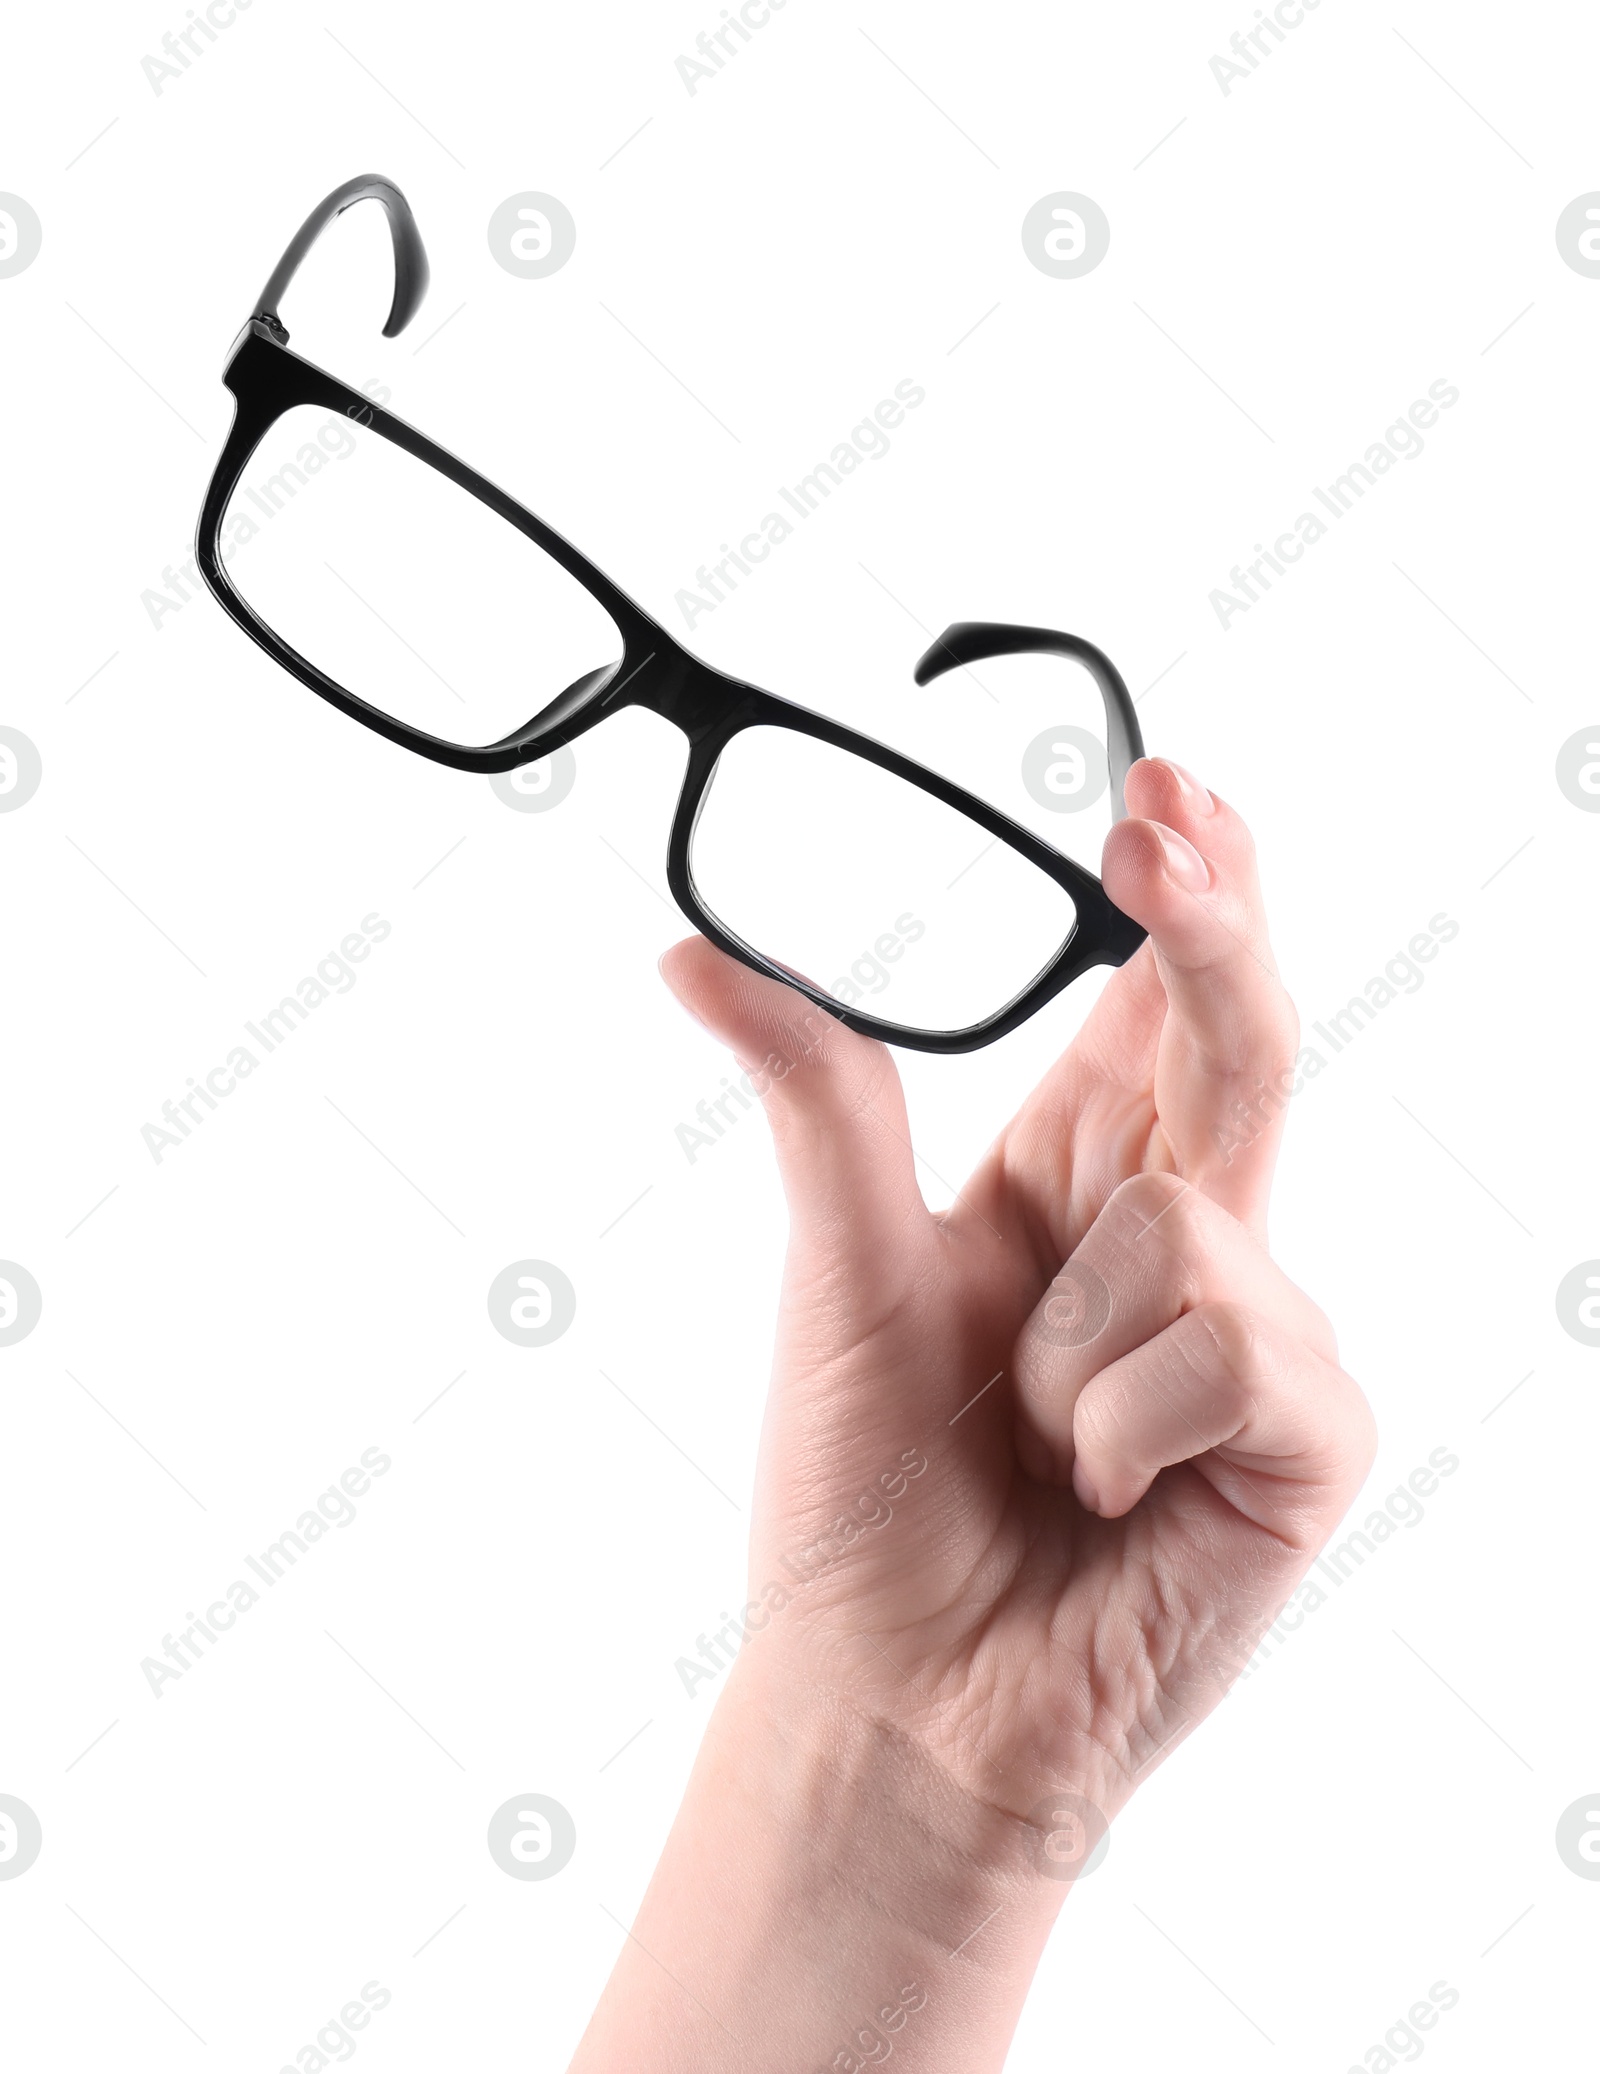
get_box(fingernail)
[1161,761,1215,814]
[1071,1457,1101,1513]
[1158,828,1211,893]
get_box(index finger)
[1098,758,1300,1231]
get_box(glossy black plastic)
[197,178,1148,1053]
[254,173,429,342]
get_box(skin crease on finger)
[574,762,1378,2074]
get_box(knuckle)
[1350,1379,1380,1477]
[1214,799,1258,868]
[1109,1170,1189,1232]
[1264,984,1301,1069]
[1186,1300,1275,1391]
[1305,1298,1340,1366]
[1109,1173,1214,1300]
[765,1027,895,1146]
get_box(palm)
[755,1049,1298,1822]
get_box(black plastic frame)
[197,175,1148,1054]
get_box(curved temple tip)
[908,617,1146,818]
[371,177,430,335]
[255,173,430,343]
[911,622,983,686]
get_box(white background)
[2,1,1597,2067]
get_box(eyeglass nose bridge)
[493,638,715,767]
[497,661,626,750]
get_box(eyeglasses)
[196,175,1148,1053]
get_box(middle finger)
[1011,1170,1336,1483]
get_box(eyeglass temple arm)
[913,622,1145,822]
[252,174,429,344]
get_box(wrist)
[725,1637,1067,1928]
[573,1643,1072,2074]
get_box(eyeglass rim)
[194,180,1148,1053]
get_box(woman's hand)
[660,756,1373,1822]
[572,759,1375,2074]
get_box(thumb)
[659,937,928,1266]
